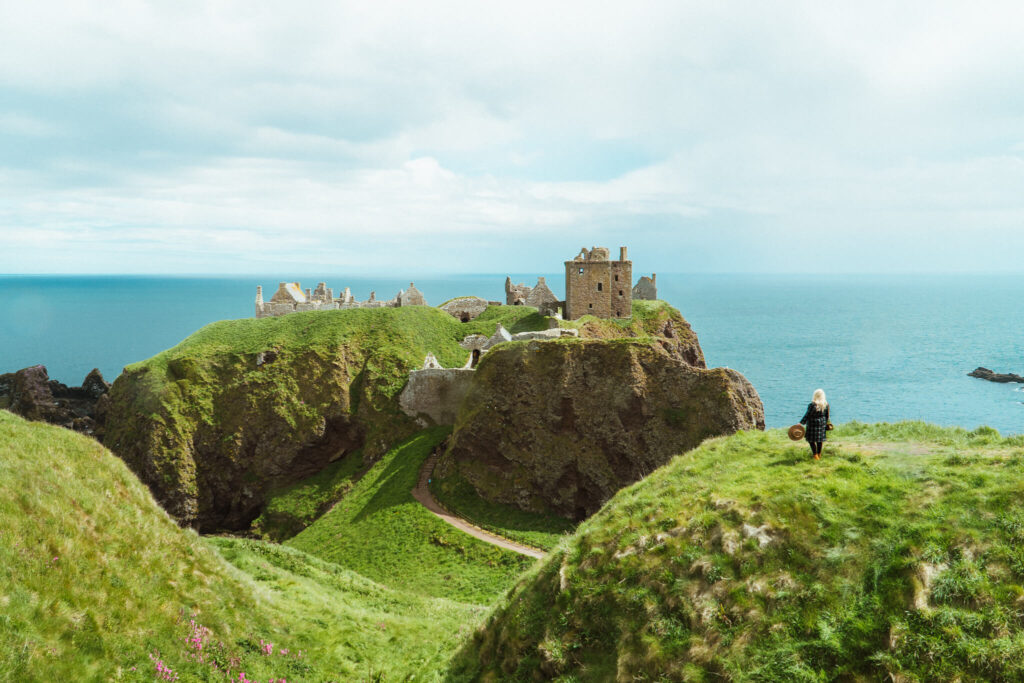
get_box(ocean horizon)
[1,272,1021,434]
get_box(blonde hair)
[812,389,828,412]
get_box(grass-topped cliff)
[0,411,489,682]
[103,304,547,531]
[434,335,763,521]
[450,423,1024,682]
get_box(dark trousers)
[809,441,823,455]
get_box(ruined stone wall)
[441,296,489,322]
[610,261,632,318]
[398,368,476,426]
[633,274,657,301]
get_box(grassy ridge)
[0,412,486,682]
[288,428,537,604]
[452,423,1024,681]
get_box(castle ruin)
[564,246,632,320]
[255,281,427,318]
[504,276,561,316]
[632,273,657,300]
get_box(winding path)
[413,453,546,559]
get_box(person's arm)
[801,406,811,425]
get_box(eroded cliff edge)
[100,299,757,532]
[102,307,495,531]
[434,336,764,520]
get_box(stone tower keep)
[564,246,632,320]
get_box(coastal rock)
[435,339,764,520]
[0,365,110,436]
[968,367,1024,384]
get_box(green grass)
[288,427,537,604]
[452,422,1024,682]
[103,302,568,529]
[251,449,366,541]
[430,471,576,551]
[207,537,486,681]
[0,411,490,682]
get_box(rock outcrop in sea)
[968,367,1024,384]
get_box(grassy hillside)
[0,411,485,682]
[430,472,576,551]
[288,428,537,604]
[450,422,1024,682]
[250,448,366,541]
[102,303,551,530]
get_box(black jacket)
[801,403,830,442]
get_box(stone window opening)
[597,282,603,292]
[614,274,619,281]
[619,290,624,296]
[578,268,584,275]
[589,303,593,309]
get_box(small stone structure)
[441,296,489,322]
[632,274,657,300]
[402,323,581,424]
[255,281,428,318]
[564,246,633,320]
[398,353,476,426]
[504,277,562,316]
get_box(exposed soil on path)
[413,453,546,560]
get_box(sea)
[1,274,1021,435]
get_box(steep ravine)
[102,307,481,531]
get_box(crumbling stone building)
[564,246,632,320]
[504,276,561,316]
[255,281,427,318]
[632,273,657,300]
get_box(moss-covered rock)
[436,334,764,521]
[104,305,547,531]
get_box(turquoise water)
[1,274,1021,434]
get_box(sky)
[1,1,1023,275]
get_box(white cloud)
[1,1,1024,273]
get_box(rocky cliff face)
[100,307,495,532]
[0,365,110,436]
[435,339,764,520]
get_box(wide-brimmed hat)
[788,424,805,441]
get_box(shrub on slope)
[449,424,1024,682]
[0,412,483,682]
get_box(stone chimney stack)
[652,273,656,285]
[305,288,311,299]
[255,285,263,305]
[620,246,628,261]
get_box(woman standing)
[800,389,830,460]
